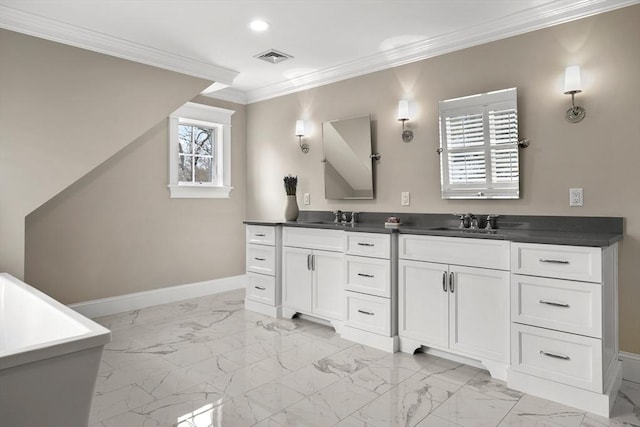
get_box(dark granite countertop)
[244,212,623,247]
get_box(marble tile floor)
[90,289,640,427]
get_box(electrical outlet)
[569,188,583,207]
[401,191,410,206]
[303,193,310,205]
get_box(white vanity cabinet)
[508,242,621,417]
[398,234,511,379]
[342,232,397,352]
[282,227,345,325]
[245,225,281,317]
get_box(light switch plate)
[303,193,310,205]
[569,188,583,207]
[401,192,410,206]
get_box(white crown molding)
[3,0,637,104]
[0,5,239,85]
[203,87,248,105]
[245,0,639,103]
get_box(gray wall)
[25,96,246,304]
[245,7,640,353]
[0,29,210,279]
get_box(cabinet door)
[449,266,510,363]
[282,247,313,313]
[312,250,344,320]
[398,259,449,348]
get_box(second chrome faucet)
[332,210,359,225]
[454,213,499,230]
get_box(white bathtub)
[0,273,111,427]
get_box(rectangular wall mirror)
[322,114,374,200]
[438,87,520,199]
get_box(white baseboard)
[69,275,246,319]
[621,351,640,383]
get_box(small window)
[439,88,519,199]
[168,102,234,198]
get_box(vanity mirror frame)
[438,87,520,199]
[322,114,376,200]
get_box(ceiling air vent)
[254,49,293,64]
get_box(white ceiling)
[0,0,635,104]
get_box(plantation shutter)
[439,88,519,199]
[489,104,519,184]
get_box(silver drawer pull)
[254,286,266,290]
[539,300,570,308]
[357,309,375,316]
[254,233,266,237]
[539,258,570,264]
[442,271,447,292]
[357,273,374,278]
[357,242,374,247]
[539,350,571,360]
[254,257,266,261]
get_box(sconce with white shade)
[295,119,309,153]
[397,100,414,142]
[564,65,586,123]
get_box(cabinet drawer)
[511,243,602,283]
[246,225,276,246]
[345,232,390,258]
[511,323,602,392]
[246,244,276,275]
[283,227,344,252]
[345,291,391,336]
[345,255,391,297]
[399,234,510,270]
[512,274,602,338]
[246,273,275,305]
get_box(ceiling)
[0,0,635,104]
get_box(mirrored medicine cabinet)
[322,114,375,200]
[438,87,520,199]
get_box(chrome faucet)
[454,213,479,229]
[462,213,477,229]
[332,210,343,223]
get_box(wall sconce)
[296,119,309,153]
[564,65,586,123]
[397,100,414,142]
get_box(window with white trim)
[438,88,519,199]
[168,102,234,198]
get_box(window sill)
[168,184,233,199]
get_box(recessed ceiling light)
[249,19,270,32]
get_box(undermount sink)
[430,227,499,234]
[299,220,345,225]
